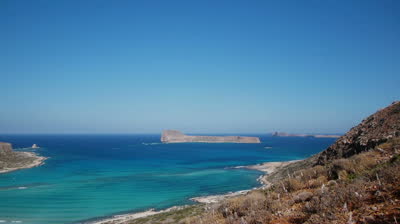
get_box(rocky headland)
[0,142,47,174]
[161,130,261,143]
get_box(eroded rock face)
[315,101,400,165]
[161,130,261,143]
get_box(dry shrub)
[269,218,291,224]
[329,158,355,179]
[307,175,327,188]
[352,151,379,171]
[378,137,400,152]
[217,191,267,220]
[220,196,246,217]
[241,191,266,208]
[185,212,226,224]
[207,191,275,224]
[303,180,365,219]
[293,191,314,203]
[379,161,400,184]
[284,178,304,192]
[298,165,327,182]
[303,214,331,224]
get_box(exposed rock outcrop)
[161,130,261,143]
[315,101,400,165]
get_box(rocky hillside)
[316,101,400,165]
[267,101,400,182]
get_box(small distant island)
[272,132,341,138]
[0,142,47,174]
[161,130,261,143]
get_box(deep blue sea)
[0,134,336,224]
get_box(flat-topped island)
[161,130,261,143]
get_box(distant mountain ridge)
[161,130,261,143]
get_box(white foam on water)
[0,220,7,223]
[17,187,27,190]
[142,142,161,145]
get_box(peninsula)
[0,142,47,174]
[161,130,261,143]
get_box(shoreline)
[190,160,300,203]
[90,159,299,224]
[88,205,190,224]
[0,152,47,174]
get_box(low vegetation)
[127,205,204,224]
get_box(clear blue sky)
[1,0,399,134]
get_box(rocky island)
[272,132,341,138]
[161,130,261,143]
[0,142,47,174]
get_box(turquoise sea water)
[0,134,336,224]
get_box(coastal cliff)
[161,130,261,143]
[0,142,47,174]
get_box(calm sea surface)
[0,134,336,224]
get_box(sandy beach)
[90,206,189,224]
[91,160,299,223]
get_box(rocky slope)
[161,130,261,143]
[0,142,47,174]
[315,101,400,165]
[267,101,400,182]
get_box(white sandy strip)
[91,160,300,223]
[0,152,47,174]
[90,206,187,224]
[190,160,301,203]
[244,160,300,174]
[190,190,252,204]
[244,160,300,187]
